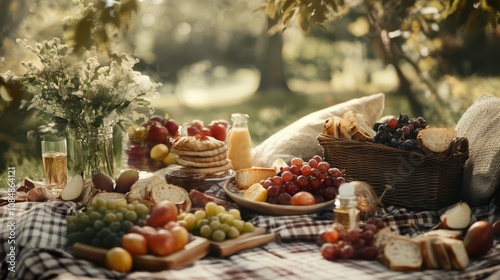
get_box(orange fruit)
[243,183,267,202]
[121,233,148,255]
[105,247,133,273]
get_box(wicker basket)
[317,133,469,210]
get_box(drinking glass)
[41,136,68,190]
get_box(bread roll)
[417,127,457,153]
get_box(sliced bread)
[382,237,422,271]
[423,229,463,239]
[417,127,457,153]
[323,115,342,137]
[235,167,277,190]
[148,183,191,212]
[433,238,453,270]
[349,113,376,141]
[419,237,441,269]
[442,237,470,270]
[339,110,355,139]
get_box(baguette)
[417,127,457,153]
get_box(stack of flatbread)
[171,135,232,178]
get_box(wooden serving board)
[72,236,210,272]
[209,227,276,257]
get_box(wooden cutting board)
[72,236,210,272]
[209,227,276,257]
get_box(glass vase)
[68,126,114,180]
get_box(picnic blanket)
[1,180,499,280]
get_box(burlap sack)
[456,94,500,206]
[252,93,385,167]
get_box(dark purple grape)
[322,177,334,188]
[333,177,346,189]
[362,246,378,260]
[412,119,420,128]
[296,175,308,188]
[340,244,355,259]
[278,192,292,205]
[267,185,280,197]
[309,177,320,190]
[310,168,320,177]
[362,230,375,245]
[324,187,337,200]
[284,181,298,195]
[314,194,325,204]
[328,167,342,178]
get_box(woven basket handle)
[442,137,469,163]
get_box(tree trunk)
[257,16,290,93]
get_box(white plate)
[223,178,336,215]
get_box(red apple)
[291,191,316,206]
[209,119,230,129]
[164,119,179,136]
[209,123,227,141]
[147,229,175,256]
[146,125,169,143]
[190,120,204,131]
[187,125,200,136]
[149,115,165,124]
[201,127,212,137]
[463,220,494,257]
[146,200,179,228]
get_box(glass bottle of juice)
[227,113,253,171]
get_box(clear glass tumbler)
[41,136,68,191]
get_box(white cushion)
[252,93,385,167]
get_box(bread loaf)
[417,127,457,153]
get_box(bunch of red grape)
[318,218,385,261]
[259,155,345,205]
[372,113,428,151]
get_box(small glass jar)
[165,166,206,192]
[334,182,360,230]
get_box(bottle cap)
[338,182,355,197]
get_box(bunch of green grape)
[178,202,255,242]
[66,198,150,249]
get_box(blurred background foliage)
[2,0,500,181]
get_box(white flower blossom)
[9,37,162,130]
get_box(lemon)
[105,247,133,273]
[150,144,169,161]
[243,183,267,202]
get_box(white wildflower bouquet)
[7,37,161,130]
